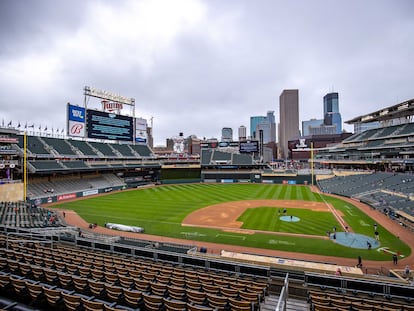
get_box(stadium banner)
[67,104,86,138]
[86,109,133,141]
[83,189,99,197]
[135,117,147,143]
[57,193,77,201]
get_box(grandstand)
[314,99,414,172]
[1,99,414,310]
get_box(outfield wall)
[0,182,23,202]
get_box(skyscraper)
[250,112,276,143]
[323,92,342,134]
[279,89,299,159]
[250,116,266,139]
[221,127,233,142]
[238,125,247,141]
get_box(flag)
[56,128,59,133]
[29,124,34,128]
[61,128,64,133]
[7,121,12,127]
[38,124,41,130]
[24,122,27,129]
[44,126,47,131]
[17,122,21,128]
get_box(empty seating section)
[41,137,78,156]
[0,202,62,228]
[343,123,413,145]
[318,172,414,216]
[88,142,118,157]
[111,144,136,157]
[27,174,126,198]
[18,135,50,155]
[29,160,64,171]
[398,122,414,135]
[0,237,271,311]
[232,153,253,165]
[308,290,414,311]
[61,160,90,169]
[201,150,213,165]
[130,144,153,157]
[67,139,99,157]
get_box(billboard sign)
[67,104,86,137]
[86,109,133,141]
[135,117,147,143]
[239,140,259,153]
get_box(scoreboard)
[239,141,259,153]
[86,109,133,141]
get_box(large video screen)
[86,109,133,141]
[239,141,259,153]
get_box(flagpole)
[23,131,27,201]
[311,142,314,186]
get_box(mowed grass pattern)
[239,207,338,235]
[54,184,410,261]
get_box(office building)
[323,92,342,134]
[238,125,247,141]
[250,111,276,143]
[279,89,299,159]
[221,127,233,142]
[302,119,324,136]
[250,116,266,139]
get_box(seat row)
[5,242,269,298]
[1,256,260,311]
[308,290,414,311]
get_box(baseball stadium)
[0,94,413,311]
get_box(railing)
[275,273,289,311]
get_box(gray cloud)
[1,0,413,145]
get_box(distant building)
[323,92,342,134]
[250,116,266,139]
[221,127,233,142]
[279,89,299,159]
[302,119,324,136]
[250,111,276,143]
[238,125,247,141]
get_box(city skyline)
[1,0,413,146]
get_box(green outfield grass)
[53,184,410,261]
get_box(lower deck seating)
[0,235,270,311]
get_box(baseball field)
[53,183,410,261]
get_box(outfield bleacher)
[41,137,78,156]
[130,144,153,157]
[17,136,50,156]
[27,174,125,198]
[88,142,118,157]
[29,160,65,172]
[67,139,99,157]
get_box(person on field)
[357,256,362,268]
[393,254,398,265]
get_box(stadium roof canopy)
[345,98,414,124]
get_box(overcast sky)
[1,0,413,146]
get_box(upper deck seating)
[41,137,77,156]
[130,144,152,157]
[67,140,99,157]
